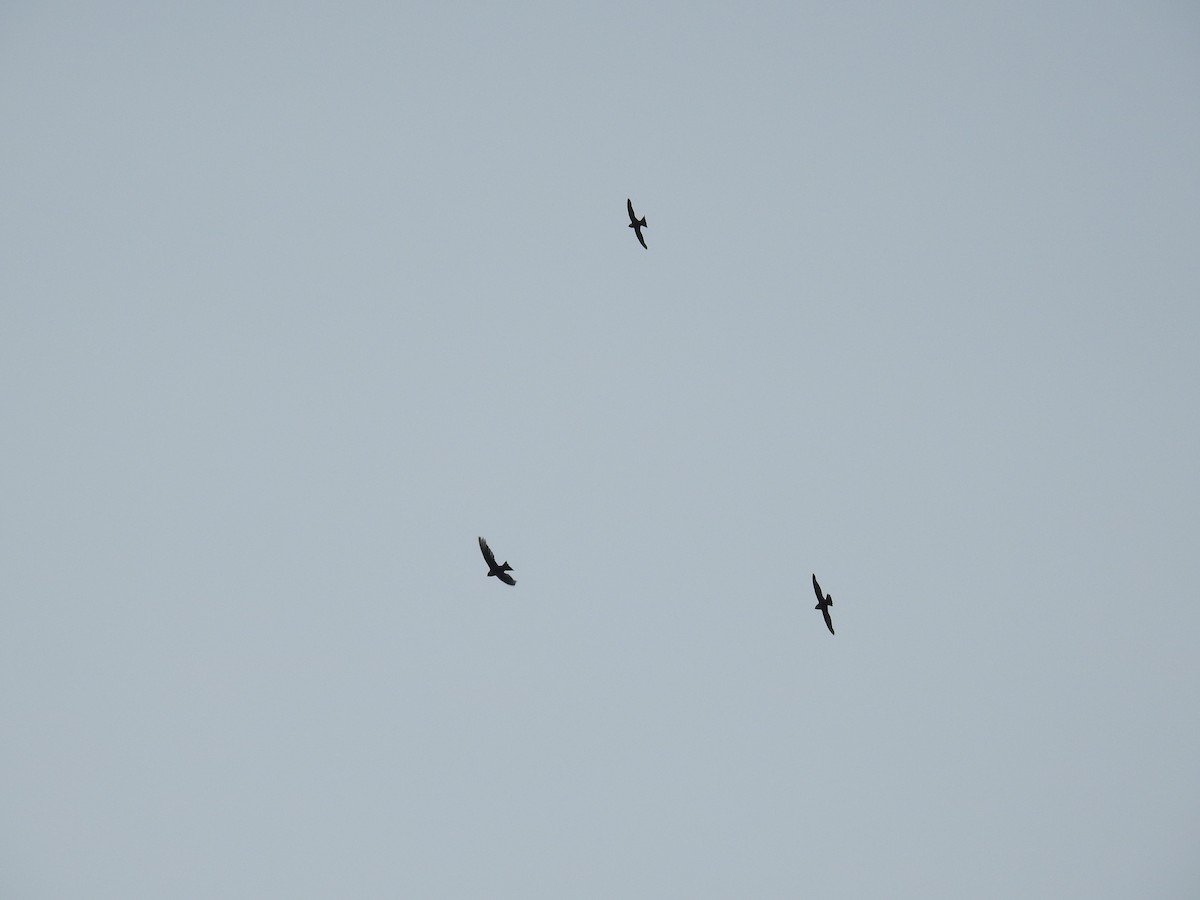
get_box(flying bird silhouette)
[812,574,835,635]
[627,198,647,249]
[479,536,516,586]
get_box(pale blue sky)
[2,3,1199,898]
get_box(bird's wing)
[822,607,835,635]
[634,226,647,249]
[497,571,516,586]
[627,198,637,224]
[812,574,824,603]
[479,536,497,567]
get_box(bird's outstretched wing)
[479,536,497,568]
[812,574,825,604]
[497,571,516,586]
[627,198,637,225]
[634,226,647,249]
[822,607,835,635]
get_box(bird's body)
[627,198,648,249]
[478,536,516,585]
[812,574,835,635]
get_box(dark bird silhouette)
[812,574,835,635]
[627,198,648,249]
[479,536,516,586]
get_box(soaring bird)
[627,198,648,249]
[478,536,516,586]
[812,574,835,635]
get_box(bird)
[478,536,516,586]
[812,574,835,635]
[627,198,647,249]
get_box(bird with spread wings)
[627,198,648,249]
[812,574,835,635]
[478,537,516,586]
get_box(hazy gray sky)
[2,3,1199,897]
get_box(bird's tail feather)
[501,562,512,571]
[638,216,647,228]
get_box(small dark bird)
[812,574,835,635]
[627,198,648,249]
[479,536,516,586]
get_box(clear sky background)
[2,3,1198,898]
